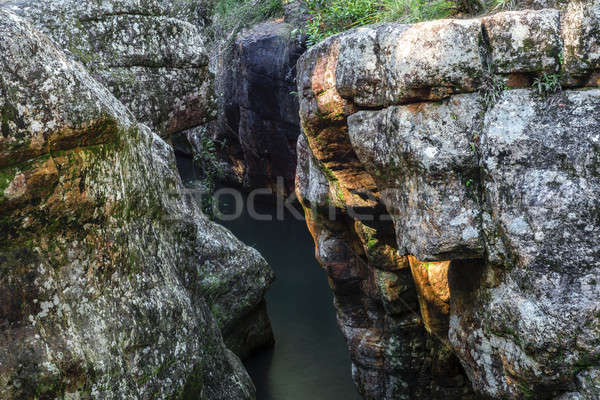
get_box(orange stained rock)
[2,156,58,205]
[0,116,120,170]
[408,256,451,341]
[505,73,531,88]
[354,221,409,271]
[311,39,340,95]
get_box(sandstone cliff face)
[296,3,600,399]
[0,10,273,399]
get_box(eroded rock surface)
[0,10,272,399]
[297,4,600,399]
[2,0,215,137]
[215,2,307,194]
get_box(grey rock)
[0,10,271,398]
[562,0,600,76]
[295,133,330,210]
[296,7,600,399]
[2,0,215,136]
[335,20,484,107]
[449,89,600,397]
[483,9,562,73]
[348,94,485,260]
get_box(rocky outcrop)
[0,9,272,399]
[2,0,215,137]
[216,4,306,194]
[2,0,275,360]
[220,20,305,195]
[296,4,600,399]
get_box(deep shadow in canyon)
[177,157,361,400]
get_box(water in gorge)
[219,194,362,400]
[176,157,361,399]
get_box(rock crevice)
[0,9,273,399]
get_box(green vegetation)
[304,0,514,46]
[488,0,516,11]
[0,167,15,201]
[532,72,561,97]
[210,0,284,45]
[480,74,508,108]
[192,135,225,216]
[305,0,453,45]
[518,381,534,400]
[367,237,378,249]
[320,163,337,182]
[139,358,177,385]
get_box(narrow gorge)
[1,0,600,399]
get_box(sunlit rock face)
[1,0,215,137]
[296,3,600,399]
[0,10,273,399]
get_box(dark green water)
[176,156,361,400]
[217,195,362,400]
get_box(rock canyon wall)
[216,3,307,194]
[0,7,273,399]
[296,3,600,399]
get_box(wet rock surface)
[0,9,273,399]
[296,5,600,399]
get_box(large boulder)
[0,9,272,399]
[1,0,215,137]
[450,89,600,398]
[296,7,600,399]
[335,20,484,107]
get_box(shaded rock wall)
[220,20,305,195]
[215,3,307,194]
[296,3,600,399]
[0,9,272,398]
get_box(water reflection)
[175,155,361,400]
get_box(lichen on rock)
[0,9,273,399]
[3,0,216,137]
[296,5,600,399]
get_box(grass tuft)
[304,0,523,46]
[209,0,285,47]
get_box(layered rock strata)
[297,4,600,399]
[0,10,272,398]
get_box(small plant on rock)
[532,72,561,98]
[488,0,516,11]
[193,135,226,216]
[480,74,507,108]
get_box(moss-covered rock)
[0,10,272,399]
[3,0,216,136]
